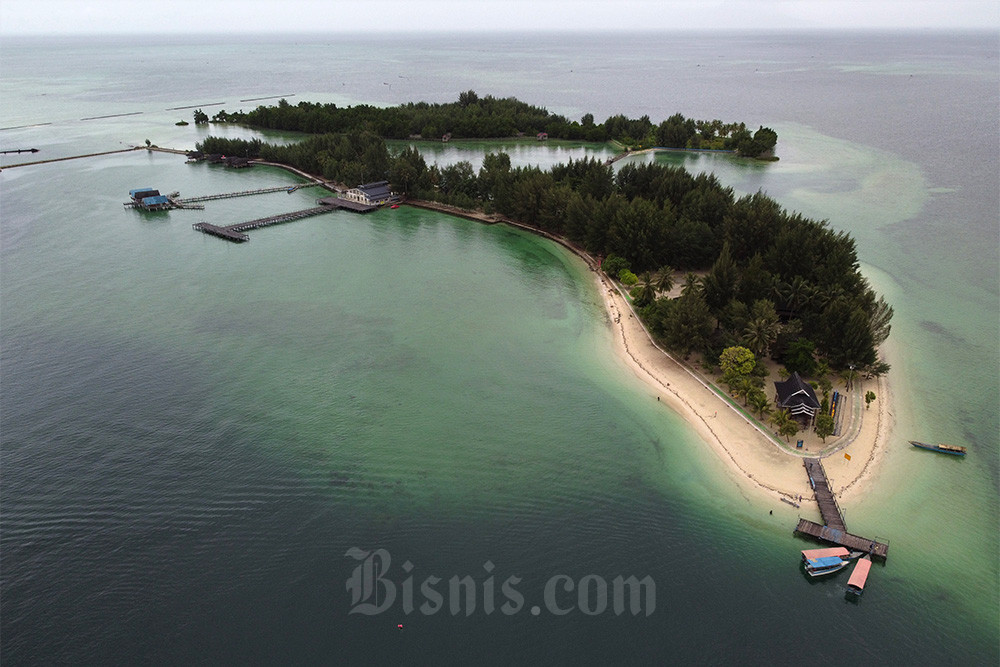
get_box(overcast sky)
[1,0,998,35]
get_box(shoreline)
[96,149,892,511]
[407,198,892,509]
[598,272,893,508]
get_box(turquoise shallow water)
[1,32,997,663]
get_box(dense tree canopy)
[195,97,889,370]
[206,92,775,157]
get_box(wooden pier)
[794,458,889,561]
[191,223,249,242]
[174,183,317,204]
[803,458,846,531]
[192,203,345,242]
[794,519,889,561]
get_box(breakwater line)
[1,147,142,169]
[165,102,226,111]
[240,95,296,103]
[0,122,53,131]
[80,112,144,121]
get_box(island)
[190,93,892,507]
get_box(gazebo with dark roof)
[774,372,821,424]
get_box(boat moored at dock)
[847,556,873,595]
[803,555,850,577]
[801,547,849,562]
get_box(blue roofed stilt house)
[129,188,172,211]
[774,372,821,426]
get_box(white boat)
[803,555,849,577]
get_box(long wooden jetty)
[191,198,377,242]
[794,458,889,561]
[803,458,847,531]
[174,184,317,204]
[193,205,336,242]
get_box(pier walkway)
[803,458,846,531]
[174,183,317,204]
[794,519,889,561]
[794,458,889,561]
[191,197,377,243]
[193,205,336,242]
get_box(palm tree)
[840,366,858,391]
[770,409,800,442]
[734,377,754,406]
[770,408,795,441]
[786,276,810,312]
[743,317,780,357]
[748,387,771,419]
[749,390,772,421]
[656,266,675,296]
[681,273,701,298]
[635,271,656,307]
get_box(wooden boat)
[801,547,849,561]
[847,556,872,595]
[803,555,849,577]
[910,440,967,456]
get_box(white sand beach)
[595,271,892,510]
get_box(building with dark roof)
[129,188,172,211]
[774,372,821,424]
[343,180,394,206]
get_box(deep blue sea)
[1,31,997,664]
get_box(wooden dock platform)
[803,458,847,531]
[191,223,249,242]
[316,196,377,213]
[192,203,346,242]
[795,519,889,561]
[794,458,889,561]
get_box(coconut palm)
[656,266,675,296]
[786,276,811,312]
[634,271,656,307]
[743,317,780,357]
[840,366,858,391]
[681,272,701,298]
[748,390,772,420]
[733,377,754,406]
[770,408,795,440]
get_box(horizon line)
[3,26,998,37]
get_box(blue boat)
[910,440,967,456]
[804,555,849,577]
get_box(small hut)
[774,372,821,425]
